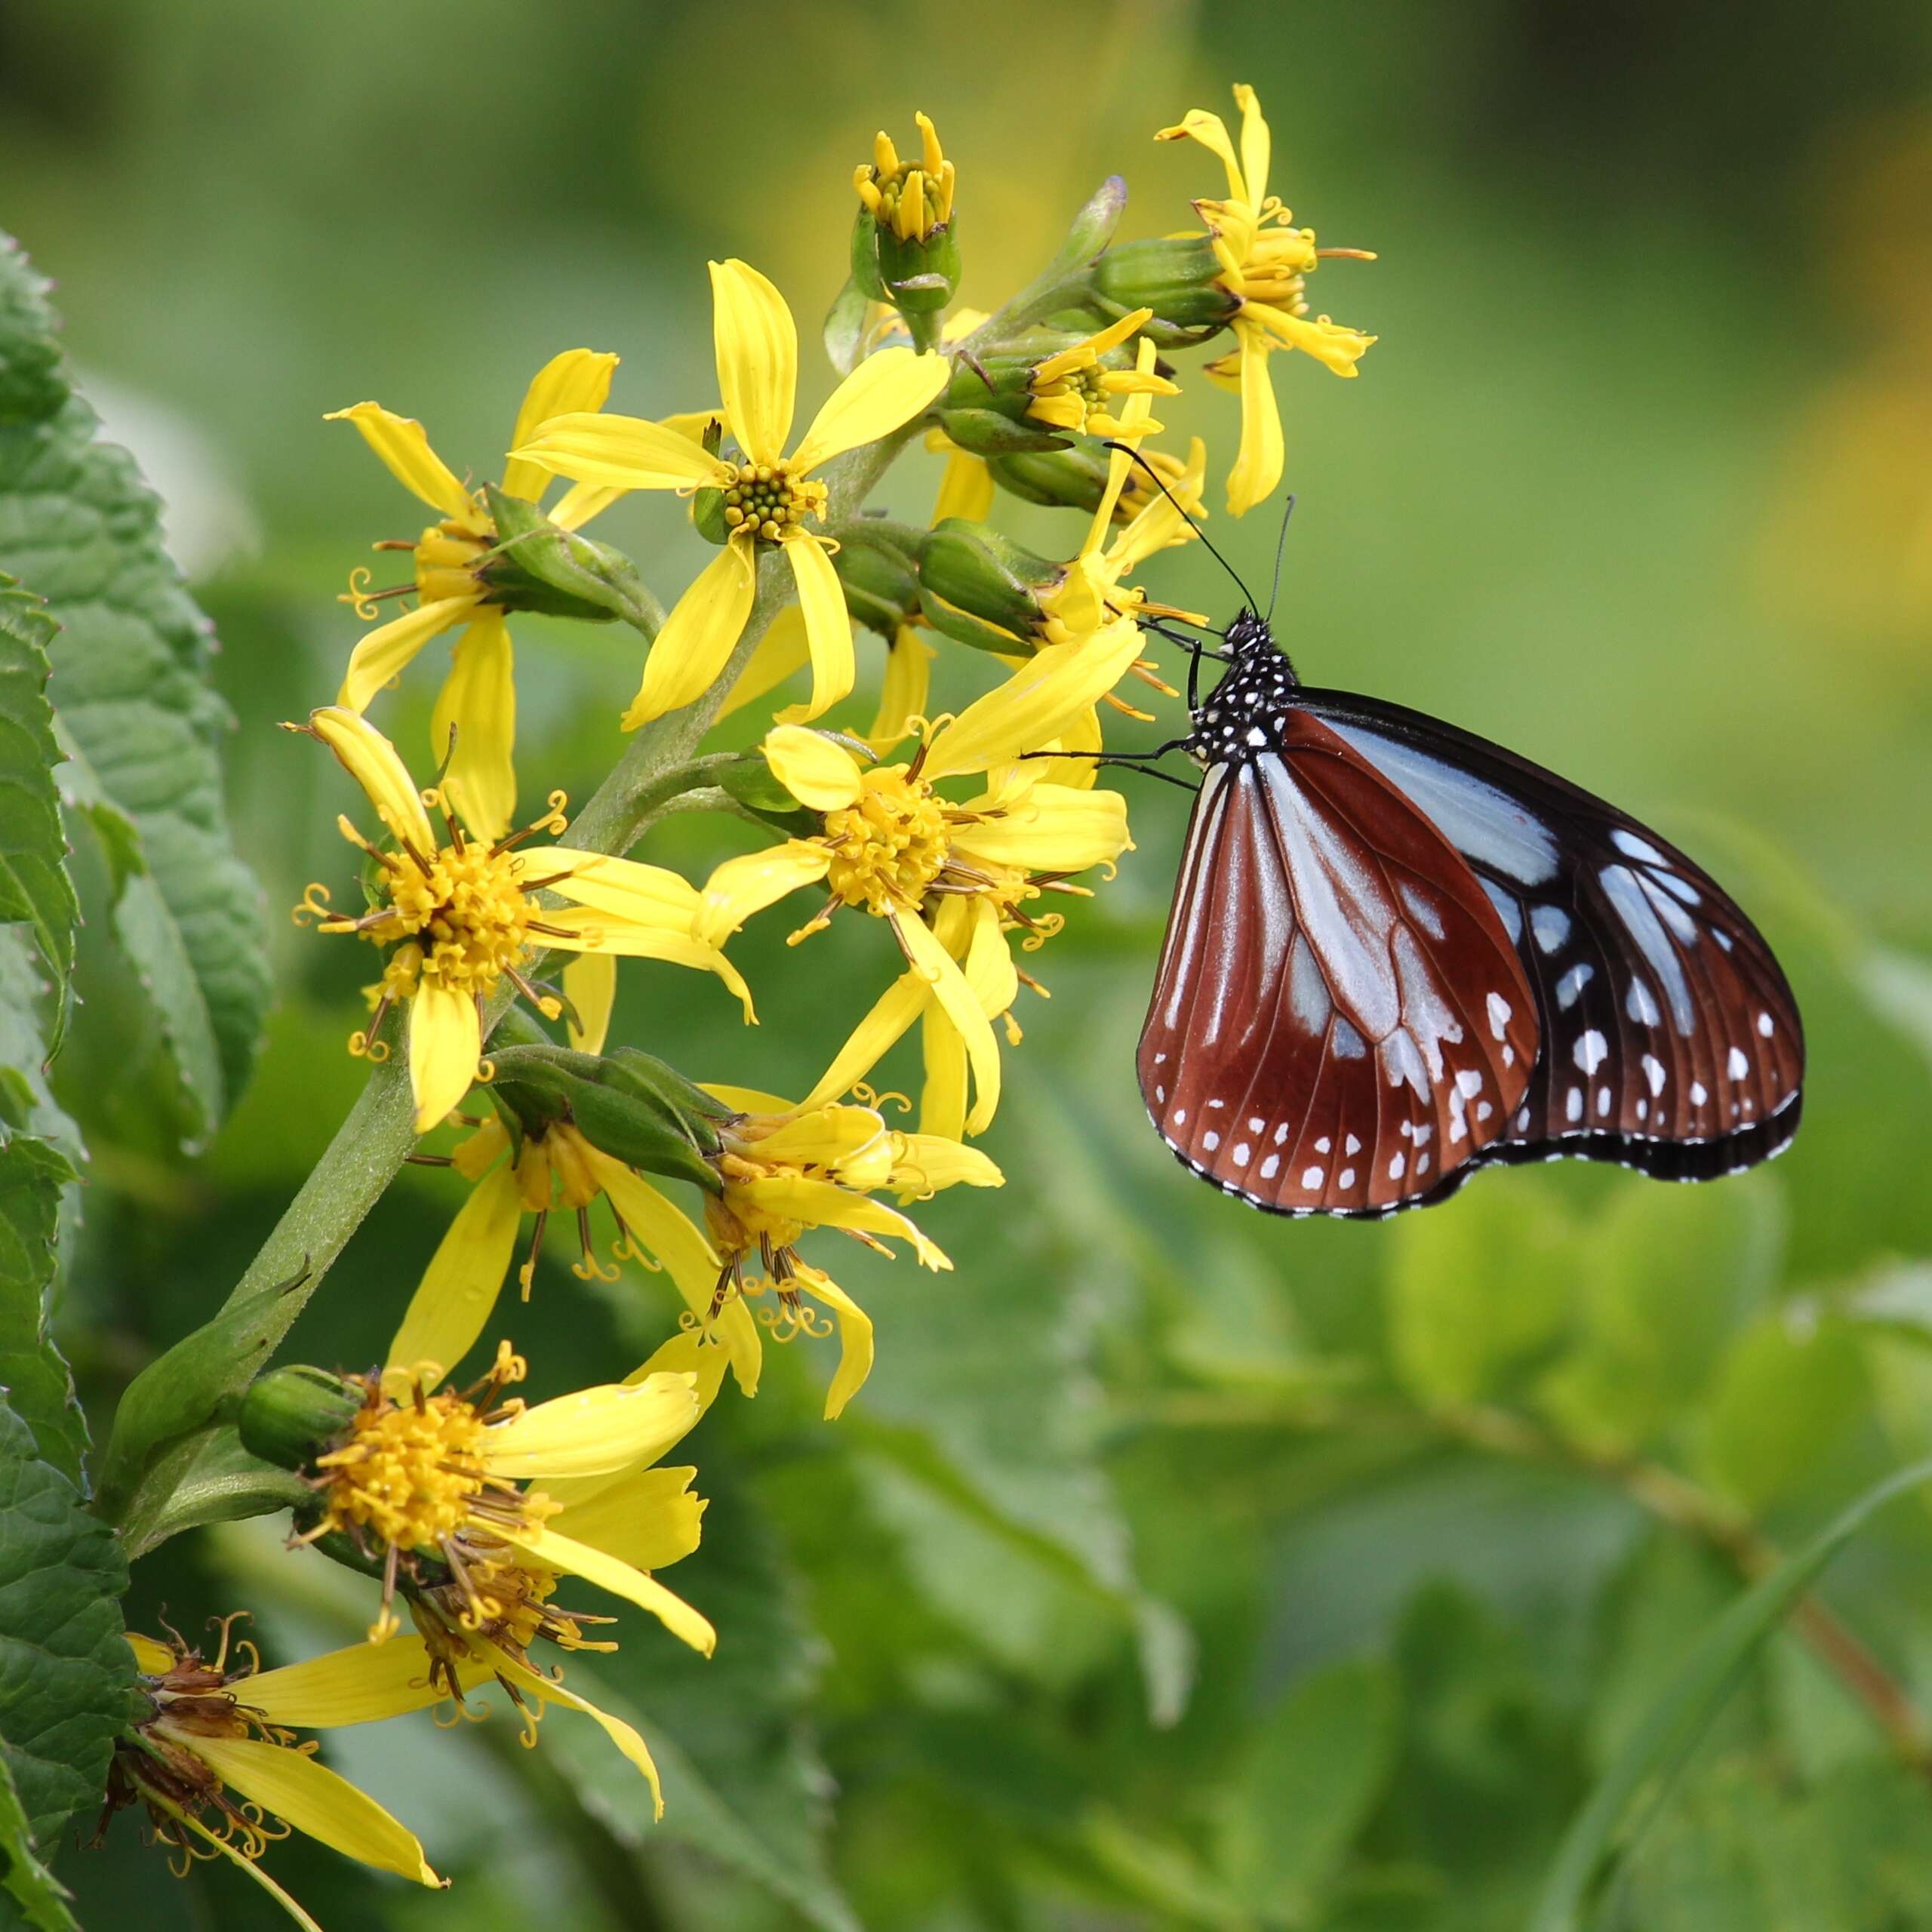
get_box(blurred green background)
[8,0,1932,1925]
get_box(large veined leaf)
[0,235,269,1143]
[0,1743,78,1931]
[0,1398,134,1864]
[0,1135,82,1489]
[0,582,73,1032]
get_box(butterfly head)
[1184,609,1300,764]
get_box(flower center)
[378,841,534,998]
[415,515,491,604]
[820,768,951,913]
[315,1388,491,1552]
[720,461,826,545]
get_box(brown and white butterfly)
[1137,609,1804,1218]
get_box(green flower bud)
[835,531,922,636]
[483,487,657,626]
[1092,235,1237,340]
[237,1365,364,1473]
[985,446,1115,514]
[918,518,1060,649]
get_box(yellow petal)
[931,448,994,525]
[549,1465,706,1574]
[700,1081,792,1115]
[710,257,796,465]
[306,706,436,854]
[894,911,1001,1136]
[626,1327,730,1409]
[509,1521,718,1654]
[763,723,866,811]
[792,346,949,474]
[407,983,480,1134]
[486,1375,700,1478]
[792,1267,875,1421]
[918,998,968,1141]
[535,848,703,927]
[1155,106,1247,203]
[952,782,1131,872]
[717,603,811,721]
[504,349,620,502]
[796,969,927,1112]
[922,620,1146,779]
[577,1148,763,1394]
[1227,324,1284,518]
[956,891,1019,1023]
[692,841,831,948]
[337,596,476,713]
[242,1636,446,1730]
[431,610,516,841]
[774,534,856,724]
[326,401,469,518]
[383,1166,523,1392]
[565,951,617,1054]
[750,1101,887,1168]
[622,541,757,728]
[866,624,936,754]
[127,1633,174,1674]
[1232,82,1270,208]
[891,1133,1004,1197]
[488,1648,666,1820]
[1249,305,1376,376]
[551,480,625,531]
[510,411,724,492]
[525,915,755,1021]
[451,1112,511,1182]
[1035,704,1103,791]
[743,1171,942,1263]
[188,1734,440,1886]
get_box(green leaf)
[1218,1656,1402,1918]
[0,235,269,1143]
[0,580,74,1036]
[0,1397,135,1858]
[92,1266,310,1525]
[0,1134,82,1487]
[823,276,872,377]
[112,1421,310,1561]
[537,1459,860,1932]
[1536,1183,1780,1457]
[0,1746,77,1932]
[1387,1181,1574,1406]
[1529,1455,1932,1932]
[1695,1311,1866,1512]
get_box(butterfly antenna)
[1100,439,1260,615]
[1263,493,1297,623]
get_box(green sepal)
[823,274,873,377]
[919,518,1058,638]
[93,1262,312,1525]
[484,488,659,632]
[986,445,1117,515]
[848,206,890,303]
[691,487,730,546]
[934,403,1069,457]
[834,532,922,637]
[918,586,1036,658]
[1092,235,1236,335]
[876,225,960,319]
[485,1043,725,1195]
[712,750,821,819]
[235,1364,365,1474]
[1047,174,1127,278]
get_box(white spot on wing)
[1574,1029,1608,1075]
[1566,1086,1583,1123]
[1344,1134,1361,1156]
[1389,1152,1406,1180]
[1398,881,1445,940]
[1556,963,1594,1010]
[1260,1154,1279,1180]
[1232,1142,1251,1166]
[1612,829,1666,865]
[1626,978,1660,1026]
[1641,1053,1666,1097]
[1487,992,1512,1040]
[1203,1131,1220,1151]
[1531,905,1572,954]
[1338,1168,1356,1189]
[1690,1081,1708,1106]
[1757,1011,1774,1038]
[1727,1046,1749,1080]
[1301,1165,1324,1189]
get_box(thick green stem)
[198,423,917,1382]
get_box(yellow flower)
[288,706,750,1131]
[693,687,1135,1140]
[1023,308,1179,441]
[509,259,950,729]
[609,1078,1001,1418]
[392,1111,765,1401]
[1157,82,1376,515]
[329,350,623,840]
[109,1618,441,1920]
[854,110,956,244]
[299,1337,718,1670]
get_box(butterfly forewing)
[1303,690,1804,1180]
[1138,711,1539,1217]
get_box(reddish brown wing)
[1138,711,1540,1217]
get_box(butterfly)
[1131,520,1804,1220]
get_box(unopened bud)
[834,532,922,636]
[1091,236,1236,340]
[484,487,658,628]
[852,112,961,348]
[237,1366,363,1472]
[918,519,1061,651]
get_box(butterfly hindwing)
[1301,688,1805,1180]
[1138,710,1538,1217]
